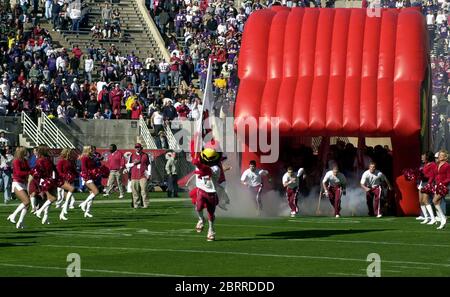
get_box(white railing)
[138,116,157,149]
[41,113,75,149]
[21,112,39,147]
[164,124,180,150]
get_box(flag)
[194,58,215,154]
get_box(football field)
[1,193,450,277]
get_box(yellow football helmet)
[201,148,220,163]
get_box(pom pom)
[30,167,41,179]
[56,176,65,187]
[80,171,92,181]
[421,183,435,195]
[402,168,418,182]
[65,172,77,183]
[436,183,449,197]
[41,178,56,192]
[90,165,110,180]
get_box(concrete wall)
[0,116,22,147]
[54,119,140,149]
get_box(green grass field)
[1,192,450,277]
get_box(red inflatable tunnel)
[235,7,430,216]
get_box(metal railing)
[20,112,39,147]
[138,116,157,149]
[164,124,180,150]
[41,113,75,149]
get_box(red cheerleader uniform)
[56,158,78,186]
[34,157,57,192]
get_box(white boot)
[84,199,94,218]
[435,204,447,230]
[36,200,52,219]
[8,203,26,223]
[425,204,436,225]
[30,197,36,213]
[69,196,75,209]
[16,208,27,229]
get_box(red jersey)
[12,159,30,184]
[435,162,450,186]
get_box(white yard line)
[288,238,450,248]
[391,266,432,270]
[38,244,450,268]
[0,263,186,277]
[359,269,402,273]
[327,272,366,276]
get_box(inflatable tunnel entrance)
[234,7,430,216]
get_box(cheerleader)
[33,146,59,225]
[56,148,78,221]
[6,147,31,229]
[417,152,437,225]
[433,150,450,230]
[78,146,100,218]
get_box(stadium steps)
[57,0,167,64]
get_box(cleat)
[335,214,340,218]
[7,215,16,224]
[195,220,204,233]
[415,216,425,220]
[16,222,24,229]
[427,219,437,225]
[59,213,68,221]
[437,218,447,230]
[420,218,430,224]
[290,211,296,218]
[102,194,109,197]
[79,202,86,212]
[207,232,215,241]
[41,213,49,225]
[35,210,42,219]
[84,212,93,218]
[376,214,383,218]
[30,208,36,214]
[118,195,124,199]
[69,205,75,209]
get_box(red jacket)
[81,155,96,174]
[35,157,55,179]
[109,88,123,107]
[421,162,437,183]
[131,102,143,119]
[56,158,77,177]
[12,159,30,184]
[107,151,125,171]
[435,162,450,186]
